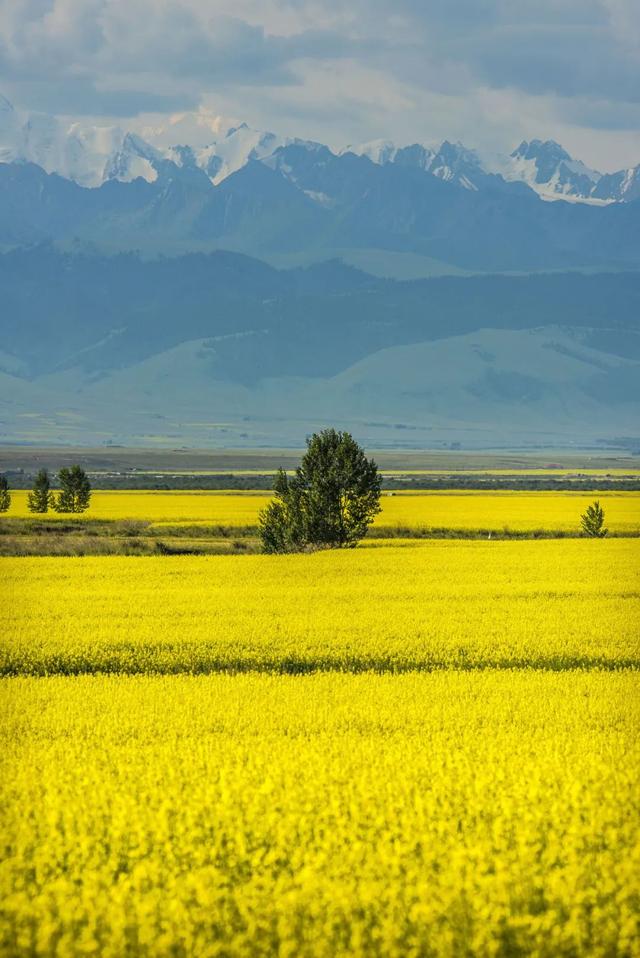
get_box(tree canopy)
[259,429,381,553]
[53,465,92,514]
[580,500,608,538]
[28,468,52,513]
[0,475,10,513]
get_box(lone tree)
[259,429,381,553]
[0,475,10,513]
[28,468,53,513]
[53,465,92,514]
[580,500,608,538]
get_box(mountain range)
[2,96,639,205]
[1,246,638,449]
[1,98,639,275]
[1,98,638,448]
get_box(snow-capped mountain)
[162,123,290,185]
[500,140,602,201]
[0,96,640,214]
[0,98,290,188]
[341,139,436,171]
[0,95,160,187]
[346,135,639,205]
[344,139,490,192]
[0,94,638,205]
[591,165,640,203]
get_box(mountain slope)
[1,245,638,446]
[1,156,638,271]
[3,246,639,379]
[4,326,638,448]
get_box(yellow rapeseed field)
[3,506,639,955]
[1,672,638,958]
[6,489,640,533]
[2,540,639,675]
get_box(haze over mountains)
[1,99,639,449]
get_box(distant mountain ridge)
[1,96,638,205]
[2,99,639,447]
[1,246,639,448]
[1,151,638,273]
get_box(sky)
[1,0,639,171]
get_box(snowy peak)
[203,126,286,185]
[427,141,484,190]
[139,109,236,150]
[345,139,483,190]
[0,100,142,187]
[0,95,637,204]
[342,139,401,165]
[351,134,631,204]
[343,140,436,174]
[102,132,162,185]
[591,164,640,203]
[505,139,601,199]
[511,139,572,165]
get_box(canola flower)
[5,489,640,533]
[2,523,639,956]
[2,540,639,676]
[1,671,639,958]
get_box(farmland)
[2,540,639,675]
[2,672,639,957]
[1,487,639,956]
[5,489,640,533]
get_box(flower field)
[3,540,639,675]
[6,489,640,533]
[1,498,639,956]
[1,672,639,957]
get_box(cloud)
[0,0,639,169]
[0,1,358,114]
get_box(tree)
[0,475,10,513]
[27,468,53,513]
[580,500,608,538]
[259,429,381,553]
[53,465,92,514]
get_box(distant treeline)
[4,472,640,492]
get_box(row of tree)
[0,466,92,514]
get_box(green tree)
[580,500,608,538]
[53,465,92,514]
[259,429,381,553]
[27,468,53,513]
[0,474,10,513]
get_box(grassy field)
[2,486,639,956]
[5,489,640,534]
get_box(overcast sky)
[1,0,639,170]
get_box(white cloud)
[0,0,638,169]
